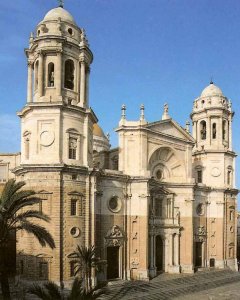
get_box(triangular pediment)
[146,119,195,143]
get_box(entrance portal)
[156,235,164,271]
[107,246,119,279]
[195,242,202,267]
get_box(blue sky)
[0,0,240,193]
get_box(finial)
[29,32,34,44]
[121,104,126,119]
[140,104,145,121]
[162,103,170,120]
[106,133,110,141]
[80,28,89,47]
[58,0,64,8]
[185,120,190,133]
[210,76,213,84]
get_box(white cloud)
[0,114,20,153]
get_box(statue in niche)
[50,72,54,87]
[201,125,206,140]
[109,225,122,238]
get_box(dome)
[201,82,223,97]
[43,7,76,24]
[93,123,107,138]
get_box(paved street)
[98,269,240,299]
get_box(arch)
[66,128,80,134]
[64,59,74,90]
[48,62,54,87]
[200,120,206,140]
[148,146,183,180]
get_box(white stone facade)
[0,6,238,283]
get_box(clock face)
[211,167,221,177]
[40,130,55,147]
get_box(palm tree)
[0,179,55,300]
[72,245,96,293]
[28,277,105,300]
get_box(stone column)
[150,234,154,269]
[27,62,33,103]
[228,117,232,150]
[77,61,80,103]
[169,234,173,266]
[56,50,62,97]
[174,234,180,266]
[85,67,90,107]
[164,235,169,272]
[80,60,86,106]
[38,51,44,97]
[208,117,211,146]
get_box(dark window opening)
[200,121,206,140]
[64,59,74,90]
[70,199,77,216]
[223,120,226,140]
[69,137,77,159]
[212,123,216,139]
[197,170,202,183]
[48,63,54,87]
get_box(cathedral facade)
[0,6,238,283]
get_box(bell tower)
[18,5,97,167]
[191,81,235,188]
[191,82,238,271]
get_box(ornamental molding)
[105,225,125,247]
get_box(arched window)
[222,120,226,140]
[69,137,77,159]
[212,123,216,139]
[200,121,206,140]
[48,63,54,87]
[64,59,74,90]
[227,170,231,185]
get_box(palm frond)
[16,221,55,249]
[7,196,41,217]
[68,277,83,300]
[0,179,26,205]
[10,210,50,227]
[5,189,37,210]
[27,283,51,300]
[44,281,62,299]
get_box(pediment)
[146,119,195,143]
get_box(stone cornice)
[12,164,89,175]
[17,103,98,123]
[192,149,237,157]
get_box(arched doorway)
[156,235,164,271]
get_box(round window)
[156,170,163,180]
[196,203,204,216]
[68,28,73,35]
[108,196,122,213]
[70,227,80,238]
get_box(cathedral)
[0,5,238,284]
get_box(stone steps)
[97,269,240,300]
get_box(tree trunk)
[0,245,11,300]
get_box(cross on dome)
[58,0,64,8]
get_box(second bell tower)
[18,6,97,167]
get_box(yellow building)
[0,5,238,283]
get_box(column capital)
[56,49,63,55]
[37,49,44,56]
[27,60,34,67]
